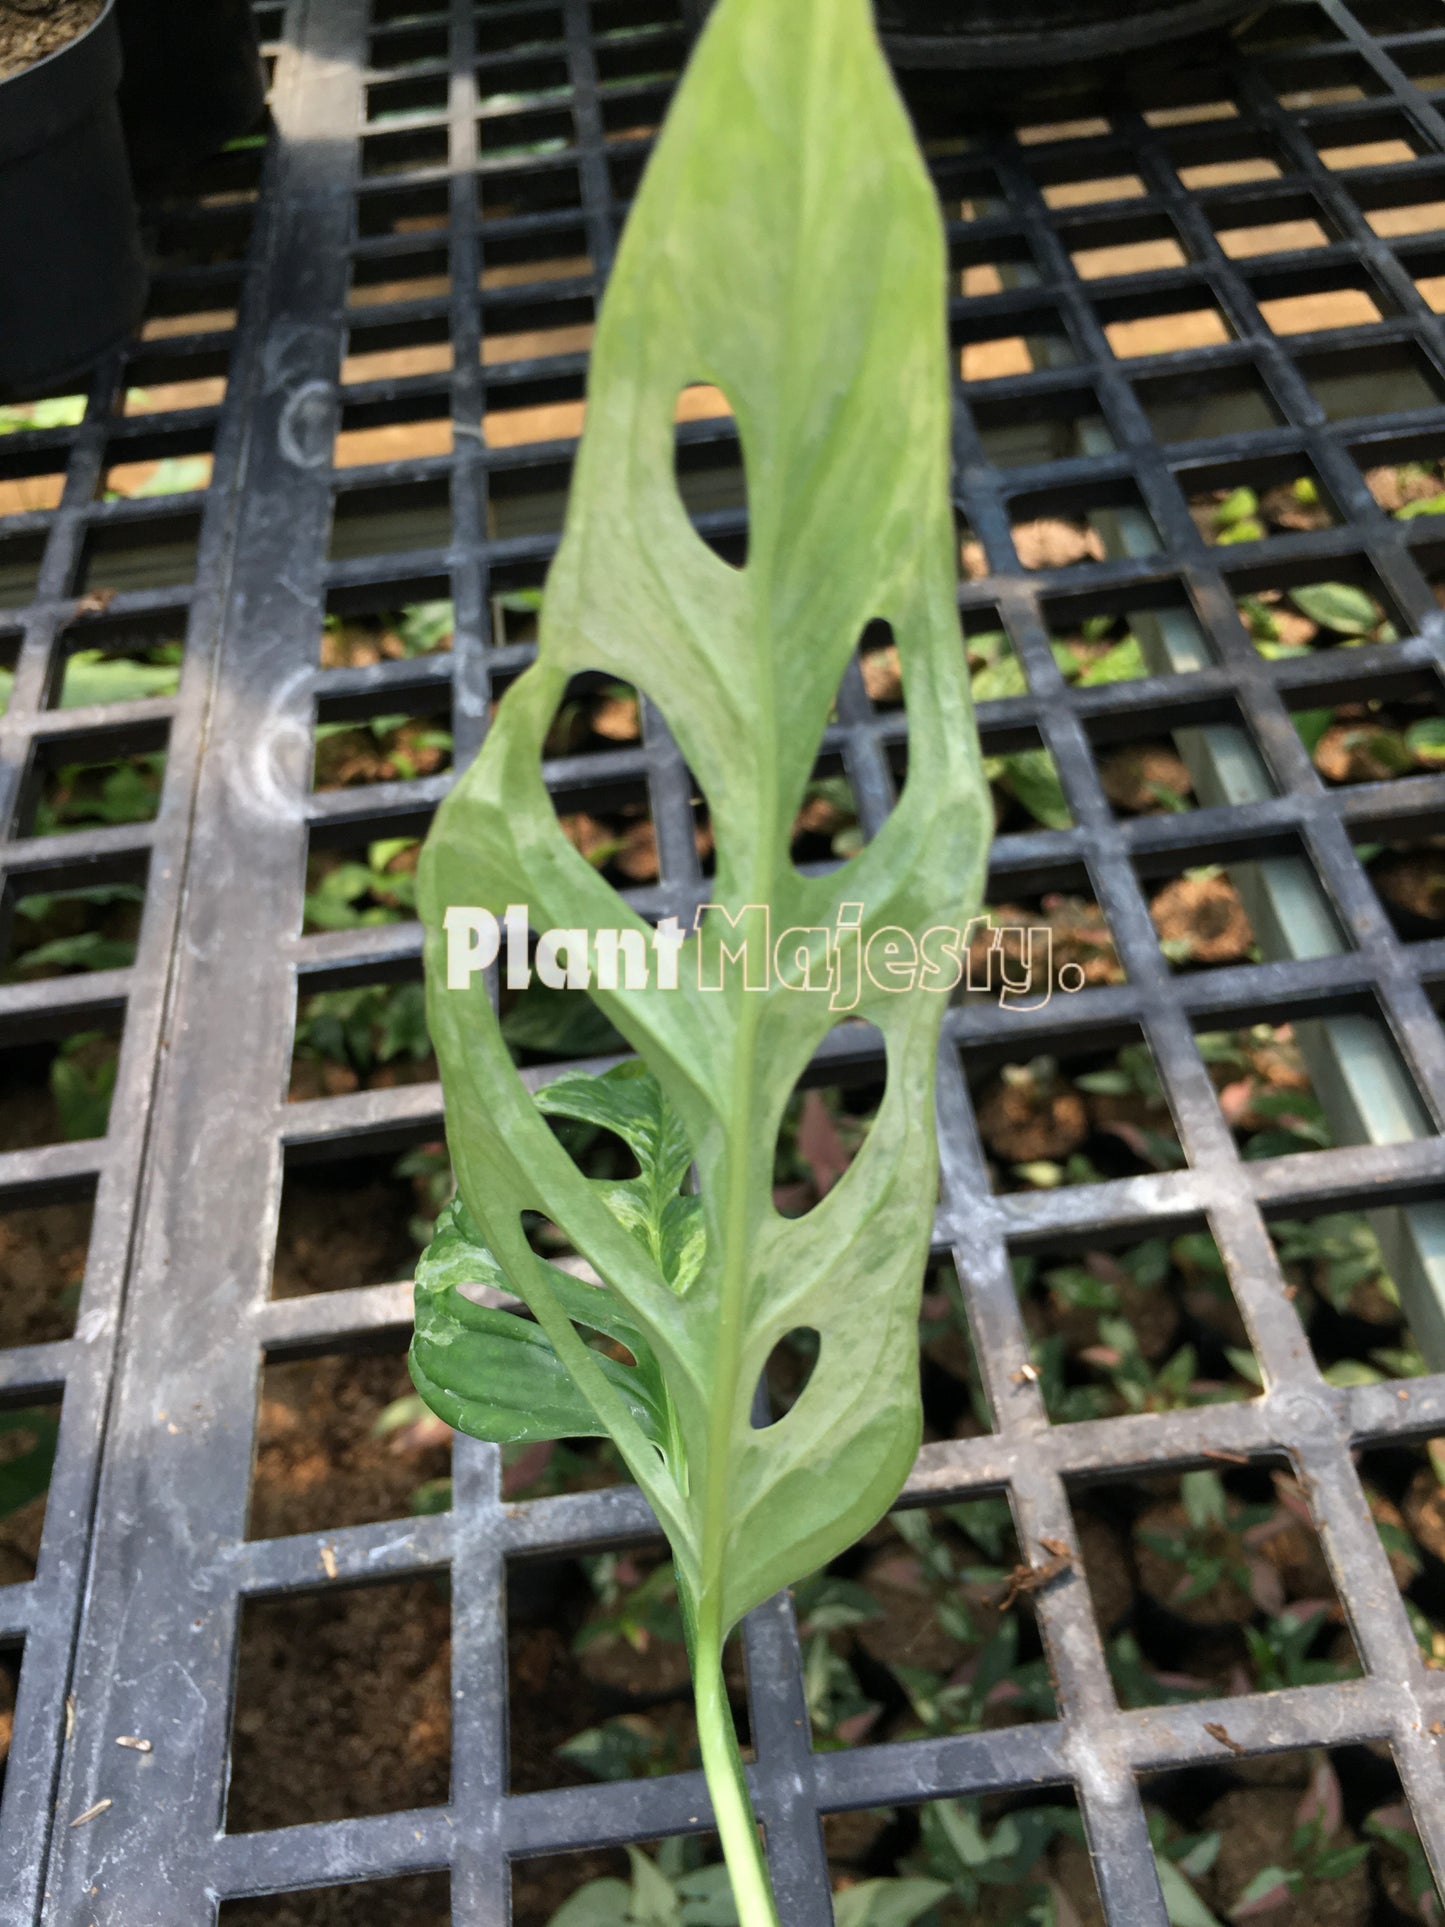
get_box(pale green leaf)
[546,1877,635,1927]
[832,1877,950,1927]
[1157,1857,1224,1927]
[1288,582,1379,636]
[417,0,987,1637]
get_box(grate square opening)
[1071,1456,1361,1699]
[77,511,202,595]
[1182,454,1340,548]
[366,71,451,126]
[480,232,593,293]
[1009,482,1163,572]
[920,1252,990,1435]
[271,1129,447,1300]
[248,1335,450,1539]
[1101,291,1234,361]
[970,382,1115,468]
[963,1021,1184,1194]
[507,1543,745,1793]
[1302,343,1445,425]
[1133,359,1284,446]
[290,965,432,1104]
[1316,114,1428,172]
[1212,192,1335,260]
[0,1641,21,1814]
[19,723,168,840]
[48,610,185,710]
[1047,579,1212,680]
[2,850,149,981]
[479,157,585,225]
[1355,170,1445,238]
[1172,142,1285,191]
[1269,1208,1438,1386]
[368,18,447,69]
[0,443,70,517]
[481,294,595,369]
[826,1786,1100,1924]
[99,437,214,504]
[1255,272,1389,337]
[1227,551,1404,654]
[1140,854,1264,974]
[314,701,454,797]
[357,181,450,241]
[949,231,1040,299]
[1012,1221,1260,1422]
[1192,1004,1430,1159]
[1290,666,1445,786]
[120,348,229,418]
[0,1184,94,1347]
[0,1026,121,1151]
[476,4,564,58]
[1067,214,1189,282]
[218,1870,451,1927]
[320,587,455,667]
[957,305,1076,383]
[1089,714,1219,818]
[1356,1437,1445,1678]
[342,316,452,386]
[303,822,425,938]
[333,395,454,472]
[967,868,1126,1003]
[1140,1743,1437,1927]
[227,1575,451,1831]
[0,1394,63,1587]
[0,530,47,614]
[327,477,453,561]
[797,1493,1058,1754]
[346,243,451,310]
[362,123,449,180]
[1358,829,1445,943]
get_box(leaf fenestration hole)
[773,1060,884,1219]
[753,1327,820,1428]
[673,383,747,567]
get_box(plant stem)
[693,1616,780,1927]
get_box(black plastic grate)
[14,0,1445,1922]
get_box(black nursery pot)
[116,0,267,183]
[0,0,147,402]
[875,0,1264,65]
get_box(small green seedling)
[408,0,988,1918]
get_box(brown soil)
[1315,722,1410,785]
[1404,1460,1445,1565]
[1371,849,1445,932]
[852,1549,1006,1674]
[1151,872,1254,965]
[1098,743,1193,815]
[1012,517,1105,571]
[313,723,451,791]
[1133,1499,1262,1628]
[1365,464,1445,514]
[220,1872,451,1927]
[0,0,101,79]
[249,1350,449,1540]
[1200,1788,1369,1927]
[228,1578,451,1833]
[0,1197,88,1346]
[271,1167,423,1298]
[976,1075,1088,1164]
[320,619,451,669]
[287,1051,439,1104]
